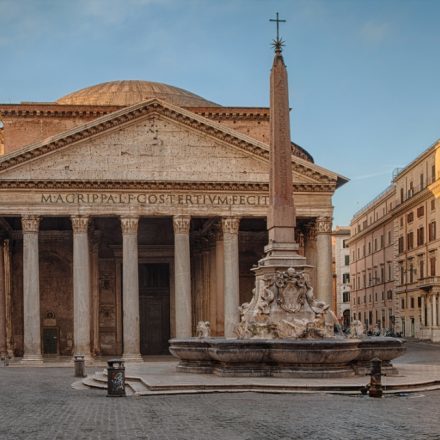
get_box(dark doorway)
[139,263,170,355]
[42,328,58,355]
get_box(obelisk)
[260,15,306,269]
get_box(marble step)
[82,372,142,395]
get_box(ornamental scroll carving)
[221,217,240,235]
[21,215,40,233]
[316,216,332,234]
[71,216,89,233]
[120,216,139,234]
[173,215,191,234]
[236,267,338,340]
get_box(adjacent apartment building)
[349,139,440,341]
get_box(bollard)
[107,359,126,397]
[368,357,383,398]
[74,355,86,377]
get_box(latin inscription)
[40,192,269,207]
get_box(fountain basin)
[169,337,406,378]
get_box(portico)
[0,83,345,363]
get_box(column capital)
[221,217,240,235]
[71,215,89,233]
[173,215,191,235]
[316,216,332,234]
[120,216,139,234]
[21,215,40,233]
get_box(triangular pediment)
[0,99,346,191]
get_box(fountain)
[169,15,405,378]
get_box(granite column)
[22,215,43,364]
[121,216,142,361]
[72,216,92,359]
[0,240,6,358]
[173,215,192,338]
[222,217,240,338]
[316,216,333,306]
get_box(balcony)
[418,276,440,291]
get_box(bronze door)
[42,327,58,355]
[139,263,170,355]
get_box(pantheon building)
[0,80,346,363]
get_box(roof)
[56,80,220,107]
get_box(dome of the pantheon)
[56,80,220,107]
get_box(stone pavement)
[0,341,439,439]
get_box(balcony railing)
[418,276,440,291]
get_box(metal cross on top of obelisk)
[270,12,286,51]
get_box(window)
[388,231,392,245]
[411,297,415,309]
[430,256,436,276]
[401,298,405,309]
[432,164,436,182]
[408,181,414,197]
[398,236,404,253]
[344,255,350,266]
[380,235,384,249]
[400,216,404,227]
[407,212,414,223]
[429,221,436,241]
[342,273,350,284]
[387,290,393,300]
[419,260,424,279]
[418,297,422,308]
[343,291,350,303]
[420,173,424,189]
[407,232,414,250]
[431,199,436,211]
[368,242,371,254]
[388,263,392,281]
[400,188,404,203]
[363,245,366,257]
[417,227,424,246]
[400,265,404,284]
[417,206,424,218]
[409,264,414,283]
[380,266,384,283]
[342,239,348,248]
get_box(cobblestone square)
[0,341,439,440]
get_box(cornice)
[0,179,336,192]
[392,187,431,217]
[0,99,340,186]
[347,211,394,245]
[0,104,121,118]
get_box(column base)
[21,354,44,365]
[122,353,144,363]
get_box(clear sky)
[1,0,439,226]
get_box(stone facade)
[349,139,440,341]
[0,81,346,361]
